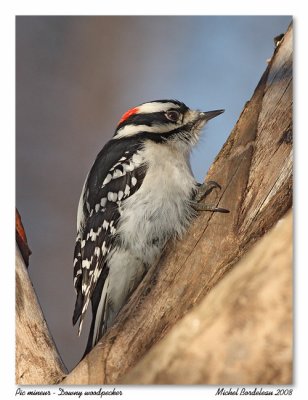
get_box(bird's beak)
[199,109,225,121]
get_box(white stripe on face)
[136,102,181,114]
[114,122,177,139]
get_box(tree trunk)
[62,24,292,385]
[121,210,292,384]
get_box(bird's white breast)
[116,140,197,266]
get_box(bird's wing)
[72,141,147,334]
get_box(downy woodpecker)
[72,99,227,356]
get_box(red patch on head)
[118,107,139,126]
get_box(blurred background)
[16,16,291,371]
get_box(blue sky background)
[16,15,291,370]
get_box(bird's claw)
[193,180,229,213]
[194,180,222,202]
[192,201,230,213]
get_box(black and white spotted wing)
[72,138,147,334]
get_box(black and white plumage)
[72,99,225,356]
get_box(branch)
[16,244,67,384]
[63,24,292,385]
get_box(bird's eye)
[165,110,180,122]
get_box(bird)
[72,99,227,356]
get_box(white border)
[1,1,306,399]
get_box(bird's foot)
[192,180,229,213]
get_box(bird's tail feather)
[83,269,109,357]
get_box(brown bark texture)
[62,24,292,385]
[121,210,292,384]
[15,245,67,384]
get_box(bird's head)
[113,99,224,147]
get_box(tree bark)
[121,210,292,385]
[62,24,292,385]
[15,245,67,384]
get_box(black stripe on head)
[133,121,199,145]
[148,99,188,108]
[116,112,172,131]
